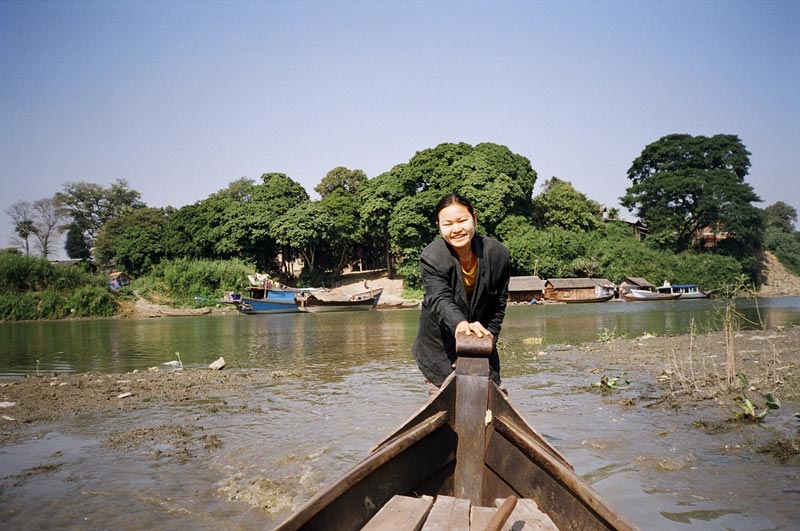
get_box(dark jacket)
[412,234,510,386]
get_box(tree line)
[6,135,800,291]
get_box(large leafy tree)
[372,142,537,283]
[532,177,603,232]
[358,168,409,276]
[271,201,333,277]
[56,179,145,258]
[621,134,763,253]
[316,167,368,273]
[170,173,309,273]
[95,208,170,275]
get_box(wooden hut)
[543,278,616,303]
[508,276,545,303]
[617,277,654,298]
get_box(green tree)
[532,177,602,232]
[317,167,368,273]
[621,134,763,253]
[95,208,170,276]
[358,168,408,276]
[172,174,309,273]
[271,201,333,276]
[375,142,537,283]
[764,201,797,233]
[56,179,146,257]
[163,203,215,259]
[64,223,91,260]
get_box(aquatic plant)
[592,373,630,391]
[733,373,780,421]
[596,327,627,343]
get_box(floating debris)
[117,392,134,399]
[208,357,225,370]
[0,401,17,408]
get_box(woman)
[412,193,510,391]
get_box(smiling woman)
[412,193,510,391]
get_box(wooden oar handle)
[485,495,518,531]
[455,330,493,358]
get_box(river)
[1,297,799,529]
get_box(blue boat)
[237,292,299,314]
[234,286,297,314]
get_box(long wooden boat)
[157,307,212,317]
[544,293,614,304]
[623,289,680,301]
[295,288,383,313]
[275,333,637,531]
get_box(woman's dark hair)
[433,193,475,224]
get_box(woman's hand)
[455,320,492,338]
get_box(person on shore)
[412,193,510,394]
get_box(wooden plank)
[421,495,471,531]
[453,373,489,503]
[471,506,496,529]
[495,498,558,531]
[362,495,434,531]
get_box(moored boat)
[656,283,708,299]
[623,288,681,301]
[237,297,299,314]
[236,289,301,314]
[157,307,212,317]
[295,288,383,313]
[544,293,615,304]
[275,332,637,531]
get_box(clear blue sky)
[2,0,798,258]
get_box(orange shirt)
[462,259,479,301]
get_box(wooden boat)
[157,307,212,317]
[275,333,637,531]
[656,283,708,299]
[623,288,680,301]
[544,293,614,304]
[237,277,319,315]
[237,296,299,314]
[237,288,315,315]
[295,288,383,313]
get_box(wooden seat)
[363,495,558,531]
[362,495,434,531]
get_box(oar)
[484,495,518,531]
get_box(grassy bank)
[0,253,114,320]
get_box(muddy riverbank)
[1,326,798,529]
[3,326,797,448]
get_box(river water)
[1,297,799,530]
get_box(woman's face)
[437,203,477,251]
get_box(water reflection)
[2,298,799,379]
